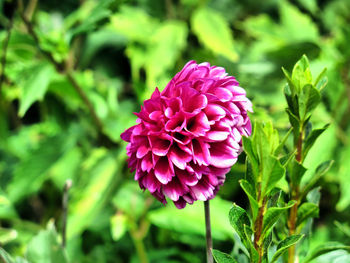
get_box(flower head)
[121,61,252,208]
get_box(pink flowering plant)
[121,56,349,263]
[121,61,252,209]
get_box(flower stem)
[204,200,213,263]
[130,231,149,263]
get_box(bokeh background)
[0,0,349,262]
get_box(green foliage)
[212,249,238,263]
[1,0,349,262]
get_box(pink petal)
[209,142,238,168]
[169,144,191,169]
[154,157,174,184]
[163,177,187,201]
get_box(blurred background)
[0,0,349,262]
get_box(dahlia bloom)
[121,61,252,208]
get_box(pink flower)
[121,61,252,208]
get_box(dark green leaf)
[243,136,259,180]
[271,235,304,263]
[286,109,300,144]
[243,224,259,263]
[261,155,285,197]
[261,201,296,239]
[240,179,258,220]
[18,63,55,117]
[229,204,251,244]
[274,127,293,156]
[289,160,307,186]
[296,202,319,226]
[302,242,350,263]
[299,84,321,120]
[212,249,237,263]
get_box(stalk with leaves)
[212,56,350,263]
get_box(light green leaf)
[212,249,237,263]
[19,63,55,117]
[191,7,238,62]
[303,124,330,159]
[271,235,304,263]
[337,143,350,211]
[67,149,122,239]
[229,204,251,244]
[148,197,233,241]
[243,136,259,180]
[0,190,17,220]
[261,201,296,239]
[110,213,128,241]
[314,67,327,91]
[297,202,319,226]
[289,160,307,186]
[0,228,18,244]
[302,242,350,263]
[302,160,334,198]
[26,222,68,263]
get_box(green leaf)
[243,136,259,180]
[26,222,68,263]
[314,67,327,91]
[274,127,293,156]
[271,235,304,263]
[261,155,285,197]
[67,149,122,239]
[286,109,300,144]
[110,213,128,241]
[243,224,259,263]
[148,197,233,240]
[299,84,321,120]
[261,201,296,240]
[302,160,334,198]
[302,242,350,263]
[0,190,17,220]
[229,204,251,244]
[212,249,237,263]
[303,124,330,159]
[191,7,238,62]
[7,134,74,203]
[297,202,319,226]
[240,179,258,220]
[289,160,307,186]
[18,63,55,117]
[0,228,18,244]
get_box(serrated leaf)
[18,63,55,117]
[212,249,237,263]
[303,124,330,159]
[191,7,238,62]
[229,204,251,244]
[243,224,259,263]
[271,234,304,263]
[296,202,319,226]
[261,201,296,240]
[240,179,258,220]
[302,242,350,263]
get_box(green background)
[0,0,349,262]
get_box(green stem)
[130,231,149,263]
[288,127,304,263]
